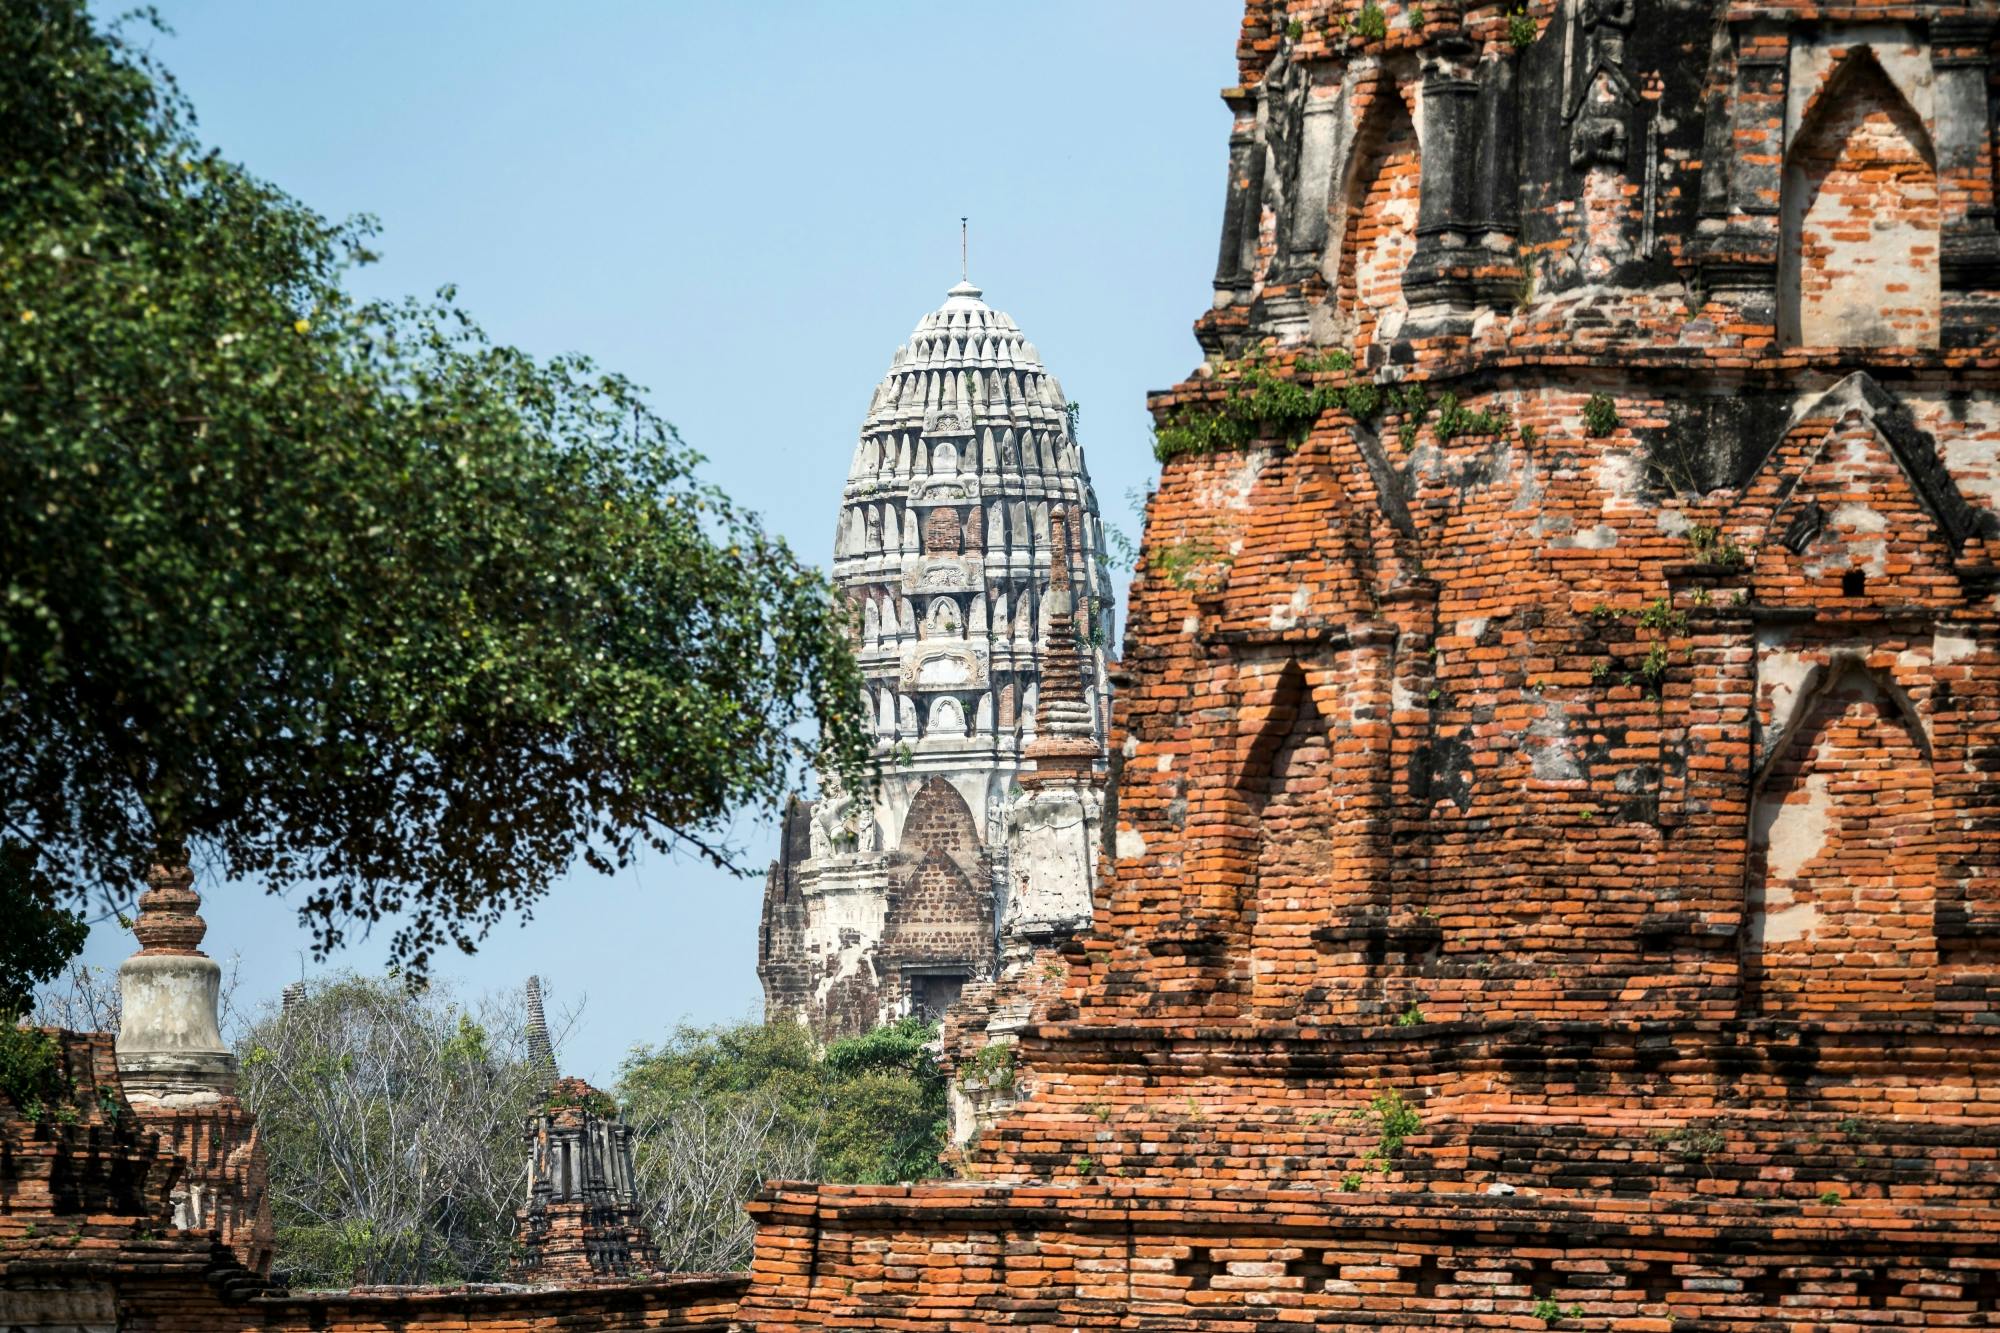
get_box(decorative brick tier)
[738,1182,2000,1328]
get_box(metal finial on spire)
[960,217,968,282]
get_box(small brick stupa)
[510,978,658,1283]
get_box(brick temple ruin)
[759,281,1116,1040]
[8,0,2000,1327]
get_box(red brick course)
[737,1182,2000,1330]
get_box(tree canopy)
[0,853,86,1020]
[0,2,868,977]
[237,975,546,1287]
[618,1017,948,1269]
[619,1017,949,1190]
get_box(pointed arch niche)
[1158,659,1309,969]
[1743,658,1936,1019]
[1329,77,1420,355]
[1243,661,1339,1006]
[1778,47,1939,349]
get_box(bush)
[0,1025,61,1111]
[1341,382,1383,419]
[1582,393,1619,437]
[1154,368,1354,461]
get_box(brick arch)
[900,775,980,857]
[1188,657,1314,916]
[1743,659,1936,1020]
[1152,659,1314,976]
[1330,77,1420,355]
[1778,48,1939,348]
[881,849,987,963]
[1233,659,1311,796]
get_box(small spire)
[1047,509,1073,612]
[116,853,236,1101]
[960,216,968,283]
[525,975,555,1077]
[281,980,306,1014]
[1024,507,1100,783]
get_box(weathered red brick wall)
[0,1032,182,1248]
[126,1099,272,1276]
[738,1183,2000,1329]
[1783,44,1942,347]
[751,1,2000,1326]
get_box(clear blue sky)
[69,1,1242,1083]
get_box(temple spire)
[1023,507,1099,784]
[759,275,1110,1039]
[994,502,1108,981]
[524,974,555,1080]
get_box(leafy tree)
[236,974,547,1287]
[620,1017,947,1185]
[619,1015,823,1106]
[0,1,868,981]
[1,853,88,1110]
[1,853,87,1020]
[817,1018,951,1183]
[618,1018,948,1268]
